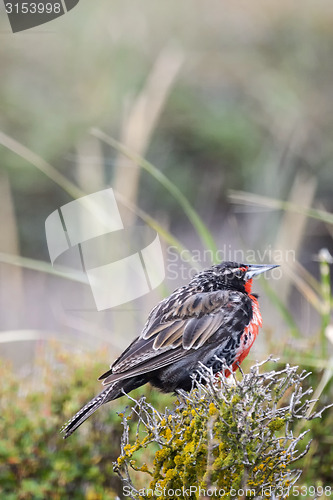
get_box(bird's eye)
[230,267,246,279]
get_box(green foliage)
[0,349,127,499]
[287,365,333,490]
[1,350,332,499]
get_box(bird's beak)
[244,264,279,281]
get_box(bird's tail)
[61,383,121,438]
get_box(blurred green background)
[1,1,333,498]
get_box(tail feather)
[61,384,120,438]
[62,374,148,438]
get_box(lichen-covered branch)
[114,358,331,499]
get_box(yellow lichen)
[209,402,218,415]
[268,417,285,432]
[115,364,307,498]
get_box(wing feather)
[183,313,225,349]
[102,347,186,385]
[183,316,211,349]
[100,289,240,386]
[192,315,223,349]
[152,321,183,349]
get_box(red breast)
[230,293,262,374]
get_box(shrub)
[1,349,332,499]
[115,360,330,500]
[0,348,141,499]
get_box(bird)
[62,261,277,438]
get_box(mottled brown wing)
[143,290,231,328]
[100,340,187,385]
[141,290,232,347]
[100,290,236,385]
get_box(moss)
[268,417,286,432]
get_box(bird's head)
[197,261,279,294]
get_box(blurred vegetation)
[0,346,173,499]
[1,349,332,499]
[1,1,333,255]
[1,0,333,498]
